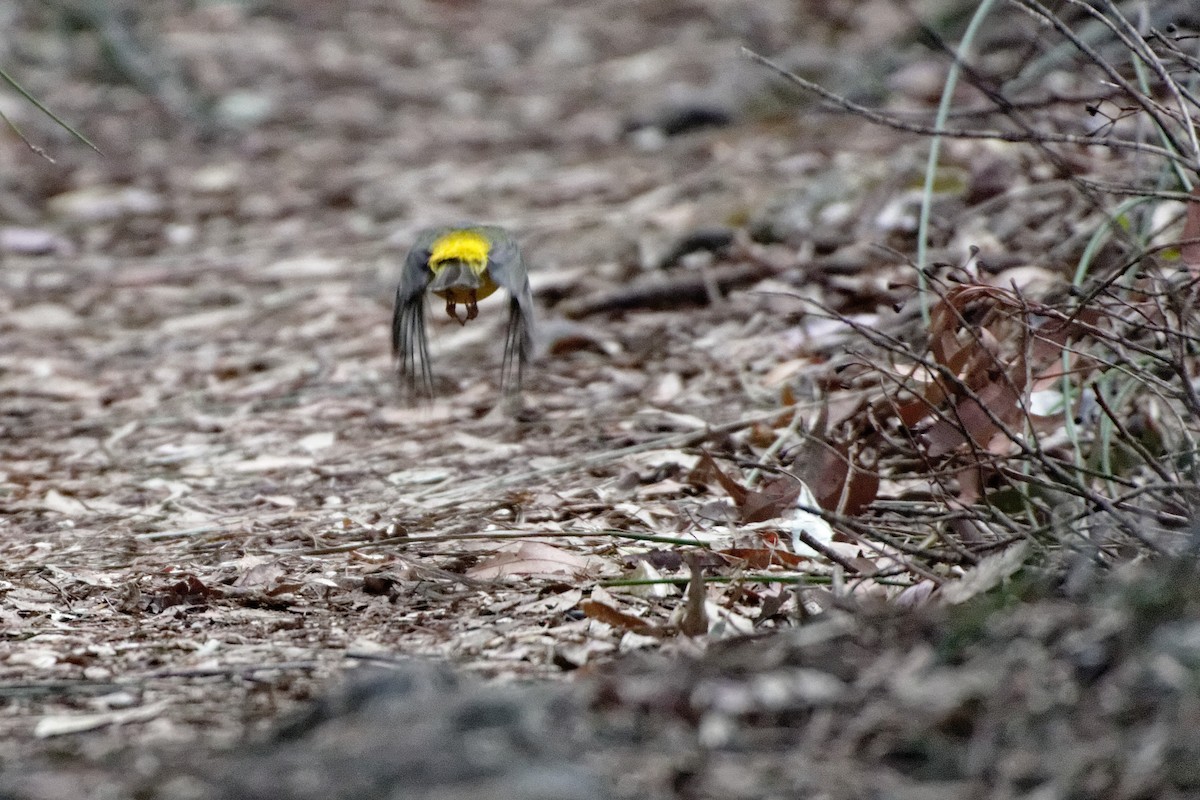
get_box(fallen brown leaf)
[580,598,659,636]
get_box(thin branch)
[0,65,102,155]
[741,47,1200,173]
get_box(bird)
[392,224,535,402]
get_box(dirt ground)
[3,1,1200,798]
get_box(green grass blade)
[0,65,102,155]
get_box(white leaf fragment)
[784,481,836,557]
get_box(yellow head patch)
[429,230,490,276]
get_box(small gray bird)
[392,224,535,401]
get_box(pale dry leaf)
[760,357,811,386]
[639,478,696,499]
[589,585,621,606]
[4,303,81,331]
[610,502,663,529]
[4,589,60,612]
[704,599,755,638]
[10,373,103,401]
[229,369,308,400]
[346,637,394,656]
[0,226,73,255]
[622,448,700,471]
[6,647,60,669]
[41,489,88,516]
[376,404,459,426]
[257,494,298,508]
[228,455,315,473]
[262,255,346,279]
[307,577,340,589]
[387,467,453,486]
[35,701,170,738]
[47,185,163,222]
[160,306,252,335]
[465,541,594,580]
[514,588,584,615]
[618,631,663,652]
[648,371,684,404]
[553,640,610,669]
[631,408,709,432]
[941,540,1031,605]
[450,432,524,460]
[140,477,192,500]
[1026,389,1065,416]
[298,431,336,452]
[232,559,288,589]
[621,559,677,598]
[894,579,937,608]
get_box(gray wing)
[480,227,535,396]
[391,228,442,399]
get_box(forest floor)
[3,1,1200,798]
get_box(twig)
[740,47,1200,172]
